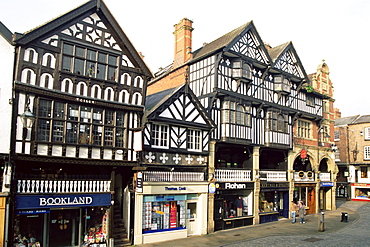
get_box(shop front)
[213,182,254,231]
[319,182,334,210]
[294,183,316,214]
[351,183,370,201]
[134,182,208,245]
[14,193,112,247]
[259,182,289,223]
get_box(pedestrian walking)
[290,201,298,223]
[298,201,306,224]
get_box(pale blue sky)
[1,0,369,117]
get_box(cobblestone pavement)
[137,200,368,247]
[224,201,369,247]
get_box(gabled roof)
[192,22,251,60]
[145,84,215,128]
[268,41,307,79]
[13,0,152,78]
[0,21,13,44]
[192,21,271,65]
[352,115,370,124]
[268,42,290,62]
[334,115,360,126]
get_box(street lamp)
[20,108,36,139]
[20,109,36,128]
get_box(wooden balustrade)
[16,179,111,194]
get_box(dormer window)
[274,75,291,94]
[232,60,252,81]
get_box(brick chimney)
[173,18,193,69]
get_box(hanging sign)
[300,149,307,159]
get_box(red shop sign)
[300,149,307,159]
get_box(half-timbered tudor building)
[8,1,152,246]
[0,21,15,246]
[133,84,214,244]
[148,18,337,234]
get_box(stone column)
[252,146,260,225]
[207,141,216,233]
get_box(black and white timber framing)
[188,21,325,148]
[143,84,215,170]
[11,0,152,166]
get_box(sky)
[1,0,369,117]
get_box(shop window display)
[82,207,108,246]
[259,192,279,213]
[354,187,370,199]
[142,195,186,233]
[221,196,250,218]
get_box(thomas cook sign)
[15,193,111,209]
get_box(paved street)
[225,200,369,247]
[138,199,369,247]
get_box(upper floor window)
[36,99,126,147]
[222,101,251,126]
[62,42,118,81]
[365,146,370,160]
[334,130,340,141]
[306,95,315,107]
[365,127,370,140]
[187,129,201,151]
[297,120,311,139]
[152,124,168,148]
[267,111,288,133]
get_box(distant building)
[335,115,370,201]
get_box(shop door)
[49,209,78,247]
[282,192,289,218]
[307,188,316,214]
[186,202,197,236]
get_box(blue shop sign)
[17,209,49,215]
[320,182,334,187]
[15,193,111,210]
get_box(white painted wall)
[0,34,14,154]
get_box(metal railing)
[142,171,205,182]
[215,169,252,182]
[16,179,111,194]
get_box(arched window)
[104,87,114,101]
[24,48,38,63]
[121,73,130,85]
[40,73,53,89]
[236,105,245,125]
[42,53,56,68]
[76,82,88,96]
[132,92,142,105]
[21,69,36,85]
[118,90,129,103]
[277,114,285,132]
[91,85,101,99]
[134,76,143,88]
[61,79,73,93]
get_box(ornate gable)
[147,86,213,127]
[271,43,305,79]
[229,29,269,64]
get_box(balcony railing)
[16,179,111,194]
[142,171,205,182]
[259,171,287,181]
[215,169,252,182]
[319,172,331,181]
[294,171,315,182]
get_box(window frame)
[151,124,169,148]
[187,129,202,152]
[297,119,311,139]
[61,42,119,82]
[365,146,370,160]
